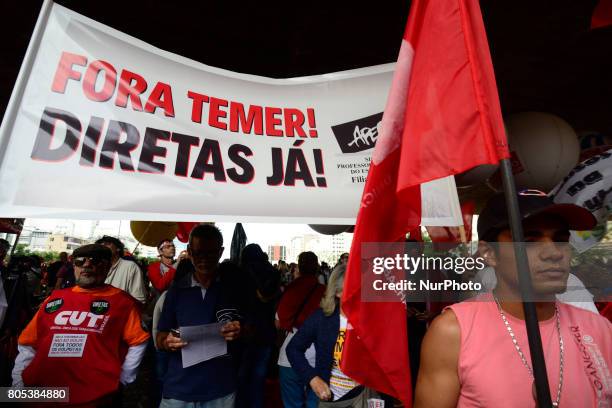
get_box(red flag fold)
[340,1,509,406]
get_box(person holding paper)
[157,224,242,408]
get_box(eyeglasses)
[73,257,105,267]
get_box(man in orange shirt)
[12,244,149,406]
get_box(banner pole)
[10,231,22,257]
[133,221,155,253]
[458,225,467,244]
[0,0,54,167]
[499,158,553,408]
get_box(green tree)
[13,244,31,257]
[10,246,60,263]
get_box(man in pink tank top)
[415,191,612,408]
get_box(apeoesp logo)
[331,112,383,153]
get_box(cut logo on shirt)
[52,310,108,333]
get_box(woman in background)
[276,252,324,408]
[287,264,380,407]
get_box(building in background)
[303,234,323,254]
[330,233,351,265]
[288,236,304,263]
[126,236,159,258]
[46,233,89,253]
[18,228,51,252]
[267,245,287,262]
[286,233,352,265]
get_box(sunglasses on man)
[73,257,106,267]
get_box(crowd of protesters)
[0,192,610,407]
[0,227,366,407]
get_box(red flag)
[340,1,509,406]
[176,222,200,243]
[592,0,612,30]
[596,302,612,322]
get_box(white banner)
[0,2,461,226]
[551,149,612,252]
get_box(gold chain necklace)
[492,295,564,407]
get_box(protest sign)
[0,2,461,225]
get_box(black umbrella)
[230,223,247,263]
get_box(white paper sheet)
[180,322,227,368]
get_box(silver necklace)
[493,295,564,407]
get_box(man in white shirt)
[96,235,147,303]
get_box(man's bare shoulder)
[427,308,461,341]
[420,308,461,365]
[415,308,462,408]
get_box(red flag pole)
[499,158,553,408]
